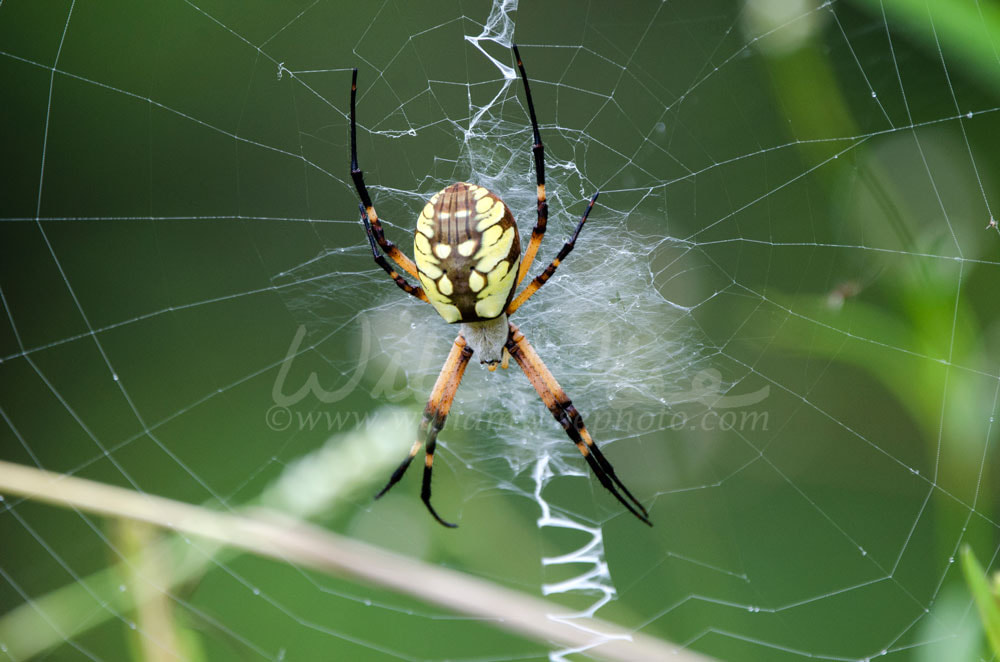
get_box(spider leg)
[420,339,472,528]
[351,68,420,280]
[374,334,473,528]
[374,439,421,500]
[505,323,652,526]
[358,205,428,303]
[511,44,548,288]
[507,192,598,315]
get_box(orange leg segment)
[375,334,473,527]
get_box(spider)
[350,45,651,528]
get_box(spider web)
[1,0,999,660]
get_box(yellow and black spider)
[350,45,651,528]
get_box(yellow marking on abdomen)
[438,273,453,296]
[475,196,494,214]
[419,273,461,322]
[475,200,505,231]
[415,233,442,278]
[469,270,485,292]
[417,260,442,279]
[415,233,435,260]
[457,239,477,256]
[477,224,502,250]
[475,226,515,274]
[434,243,452,259]
[481,260,509,294]
[474,258,519,319]
[417,203,435,237]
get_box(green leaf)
[960,545,1000,656]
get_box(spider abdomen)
[414,182,521,323]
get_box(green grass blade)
[960,545,1000,656]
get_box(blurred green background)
[1,0,999,660]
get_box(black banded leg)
[507,192,598,314]
[506,323,651,526]
[553,408,648,524]
[524,324,649,522]
[422,434,453,528]
[563,401,648,520]
[511,44,548,287]
[558,403,650,525]
[358,205,428,302]
[350,68,421,280]
[420,341,472,528]
[375,440,422,499]
[374,335,473,528]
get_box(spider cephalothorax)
[350,45,651,528]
